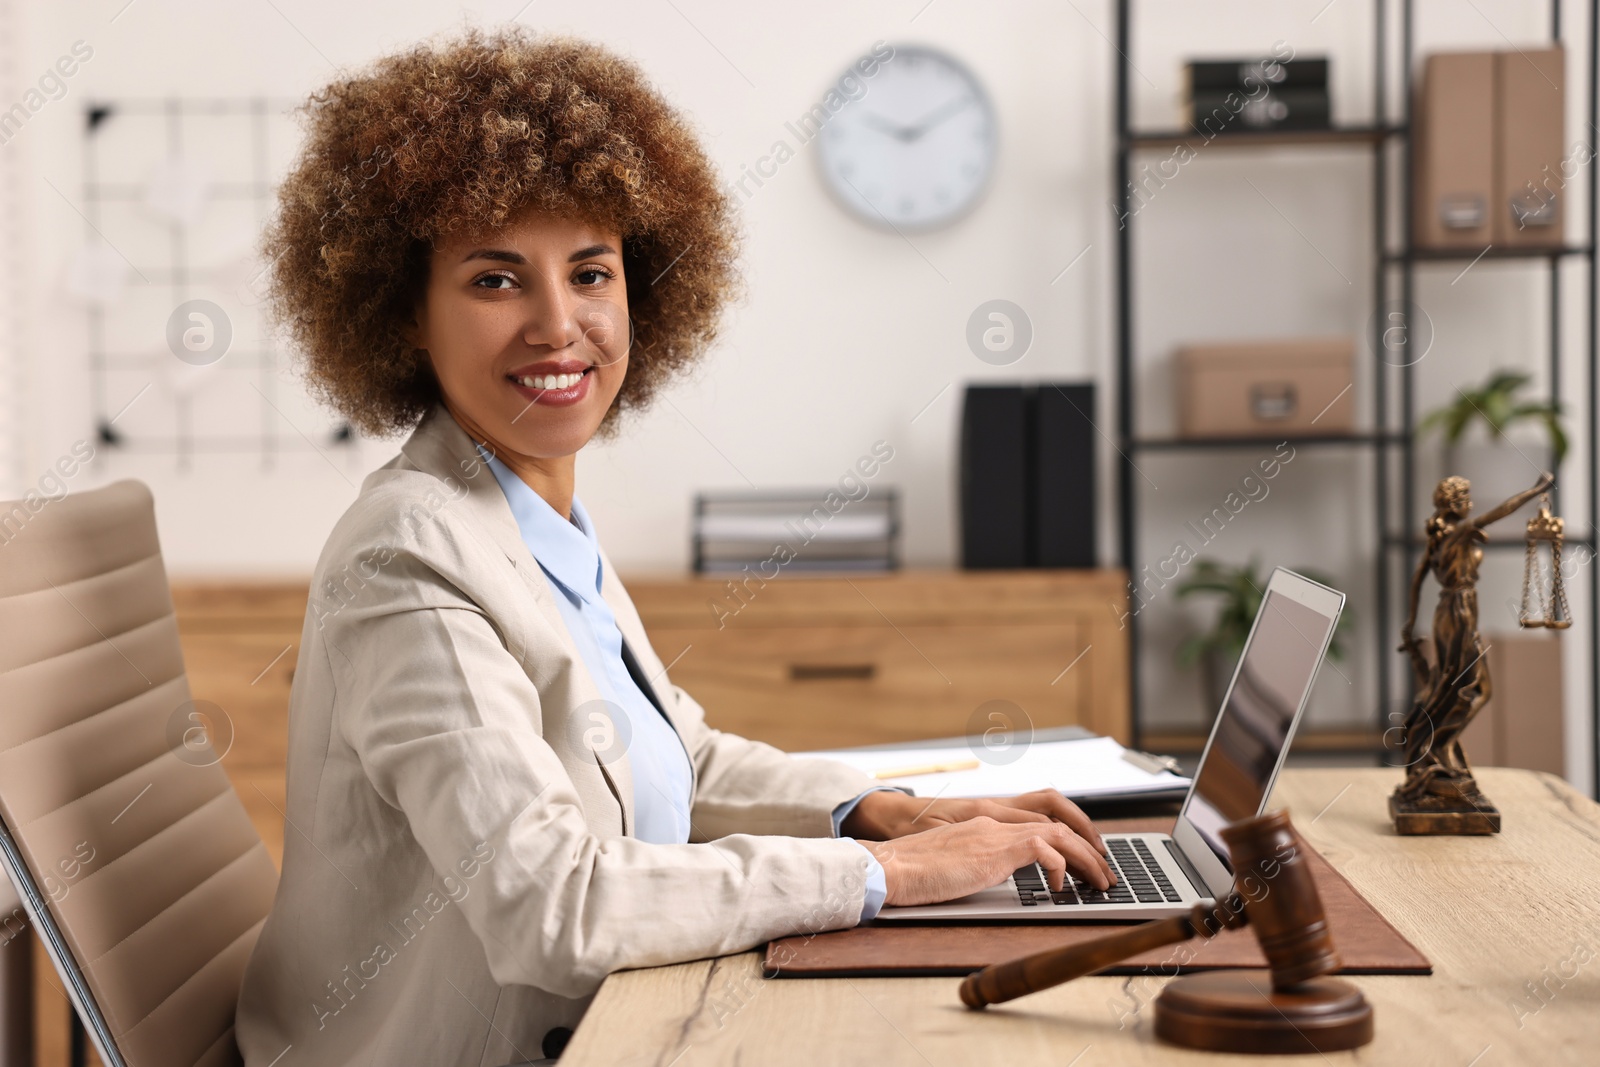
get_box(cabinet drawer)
[175,631,300,772]
[643,622,1119,752]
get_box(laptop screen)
[1180,588,1339,864]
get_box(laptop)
[874,566,1345,922]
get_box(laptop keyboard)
[1013,837,1183,906]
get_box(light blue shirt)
[475,443,890,920]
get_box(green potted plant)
[1418,369,1567,463]
[1175,558,1351,718]
[1418,370,1566,514]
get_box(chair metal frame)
[0,810,127,1067]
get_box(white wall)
[7,0,1594,788]
[0,0,31,497]
[10,1,1122,574]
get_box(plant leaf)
[1545,411,1569,464]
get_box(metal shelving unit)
[1112,0,1600,794]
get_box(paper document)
[793,735,1190,801]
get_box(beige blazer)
[235,401,883,1067]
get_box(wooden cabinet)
[167,569,1132,839]
[169,583,307,869]
[624,569,1130,751]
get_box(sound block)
[1154,970,1374,1054]
[1389,789,1501,835]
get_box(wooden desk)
[560,768,1600,1065]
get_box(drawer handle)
[789,663,876,681]
[1249,382,1297,420]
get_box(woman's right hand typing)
[857,816,1115,907]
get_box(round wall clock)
[817,45,998,231]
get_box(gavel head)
[1220,808,1341,990]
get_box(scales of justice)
[1391,470,1572,834]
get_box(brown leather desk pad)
[764,816,1432,978]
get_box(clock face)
[817,45,997,231]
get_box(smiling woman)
[262,27,740,443]
[237,26,1114,1067]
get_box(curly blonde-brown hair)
[263,27,741,438]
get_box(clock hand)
[859,111,915,141]
[904,95,976,141]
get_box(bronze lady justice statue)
[1392,470,1556,834]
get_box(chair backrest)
[0,480,278,1067]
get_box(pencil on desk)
[870,758,980,779]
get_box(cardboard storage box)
[1176,338,1354,438]
[1413,51,1496,250]
[1495,46,1565,246]
[1413,47,1566,250]
[1460,631,1565,775]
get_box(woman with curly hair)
[236,28,1112,1065]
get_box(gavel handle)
[959,902,1232,1009]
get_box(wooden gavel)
[960,808,1339,1009]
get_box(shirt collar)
[474,441,603,603]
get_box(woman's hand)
[856,817,1115,906]
[840,788,1114,905]
[841,787,1105,852]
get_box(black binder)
[959,385,1029,568]
[1034,383,1097,568]
[959,383,1097,569]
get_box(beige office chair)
[0,480,550,1067]
[0,479,278,1067]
